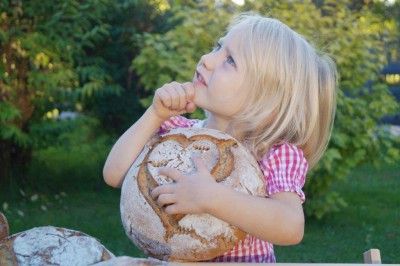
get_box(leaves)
[0,0,124,182]
[133,1,233,95]
[0,0,118,124]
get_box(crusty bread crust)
[121,128,265,261]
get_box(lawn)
[1,163,399,263]
[275,163,400,263]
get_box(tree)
[132,0,399,218]
[0,0,119,182]
[82,0,173,135]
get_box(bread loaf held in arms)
[120,127,265,261]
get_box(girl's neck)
[204,115,249,151]
[204,115,233,135]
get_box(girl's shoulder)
[259,143,309,176]
[157,115,203,134]
[268,142,305,158]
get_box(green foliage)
[0,0,123,181]
[132,0,400,218]
[133,0,233,94]
[0,101,29,147]
[0,0,196,183]
[82,0,172,135]
[29,116,112,182]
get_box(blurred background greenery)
[0,0,399,263]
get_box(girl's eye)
[212,43,221,52]
[227,56,235,66]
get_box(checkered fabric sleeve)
[156,115,200,134]
[260,143,308,203]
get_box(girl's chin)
[192,96,206,110]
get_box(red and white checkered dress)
[157,116,308,263]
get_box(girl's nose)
[199,52,214,71]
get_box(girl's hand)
[151,152,218,215]
[151,82,196,121]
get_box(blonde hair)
[226,13,337,169]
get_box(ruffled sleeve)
[259,143,308,203]
[156,116,200,135]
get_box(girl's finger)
[155,88,172,108]
[164,204,180,215]
[191,152,207,172]
[182,82,197,113]
[151,183,171,199]
[182,82,196,104]
[156,193,176,207]
[186,102,196,113]
[158,167,184,182]
[167,85,180,111]
[173,84,187,111]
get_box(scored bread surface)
[120,128,265,261]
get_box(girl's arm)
[206,185,304,245]
[103,107,165,188]
[103,82,196,188]
[152,154,304,245]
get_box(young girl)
[103,13,337,263]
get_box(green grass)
[1,163,399,263]
[275,163,400,263]
[0,175,144,258]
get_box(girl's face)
[193,27,248,119]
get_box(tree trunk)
[0,140,12,184]
[0,139,31,185]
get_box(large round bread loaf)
[0,226,114,266]
[120,127,265,261]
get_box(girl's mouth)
[194,70,207,87]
